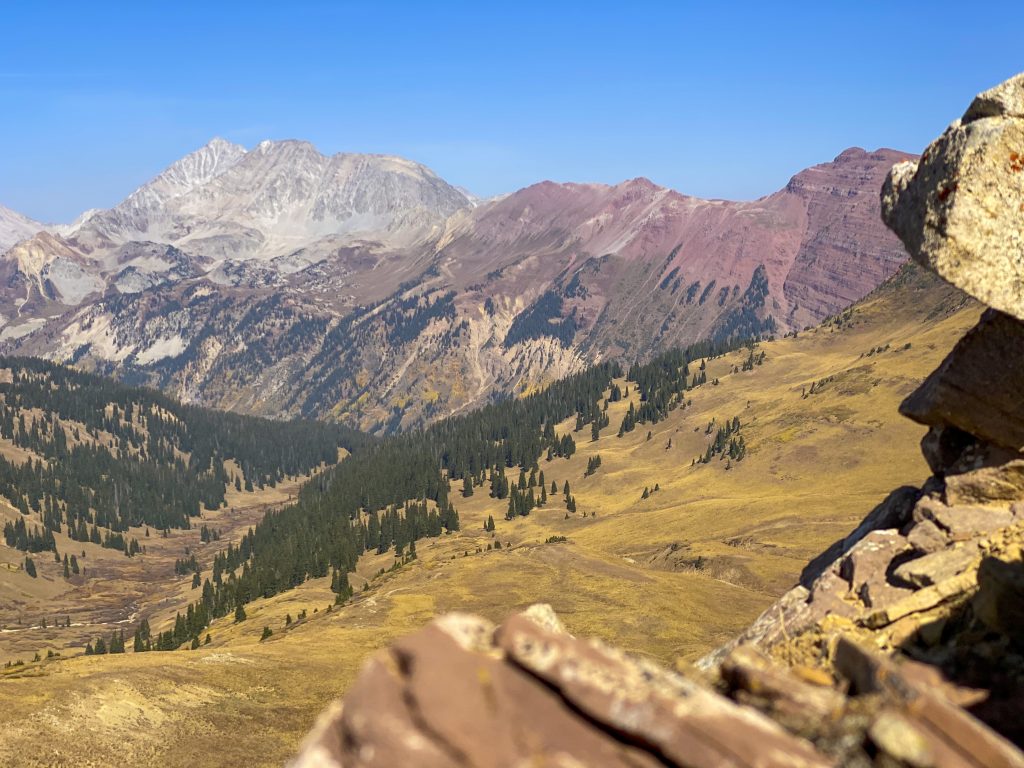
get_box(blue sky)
[1,1,1021,222]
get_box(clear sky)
[1,1,1021,222]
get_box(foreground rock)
[901,309,1024,455]
[292,605,831,768]
[881,73,1024,321]
[292,598,1024,768]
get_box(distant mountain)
[433,147,914,357]
[1,143,913,430]
[0,204,46,255]
[0,138,472,313]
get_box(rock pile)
[291,73,1024,768]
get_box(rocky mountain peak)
[121,136,248,210]
[0,203,47,254]
[0,137,473,295]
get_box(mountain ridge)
[0,204,46,255]
[1,142,914,431]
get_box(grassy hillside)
[0,360,366,670]
[0,266,980,768]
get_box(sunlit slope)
[0,266,979,768]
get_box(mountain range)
[0,140,913,430]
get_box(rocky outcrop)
[292,73,1024,766]
[292,606,831,768]
[900,309,1024,454]
[881,73,1024,321]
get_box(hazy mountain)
[0,138,473,309]
[0,204,46,255]
[1,143,912,430]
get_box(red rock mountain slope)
[2,146,912,429]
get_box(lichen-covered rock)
[833,638,1024,768]
[880,73,1024,320]
[291,606,833,768]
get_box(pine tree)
[24,556,36,578]
[234,604,247,623]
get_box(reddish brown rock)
[891,544,979,588]
[494,611,831,768]
[719,646,845,730]
[906,517,951,554]
[292,607,832,768]
[837,529,915,607]
[834,638,1024,768]
[914,497,1016,539]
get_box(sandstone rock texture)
[292,73,1024,768]
[881,73,1024,320]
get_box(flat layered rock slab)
[292,607,833,768]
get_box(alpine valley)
[5,75,1023,767]
[0,140,912,430]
